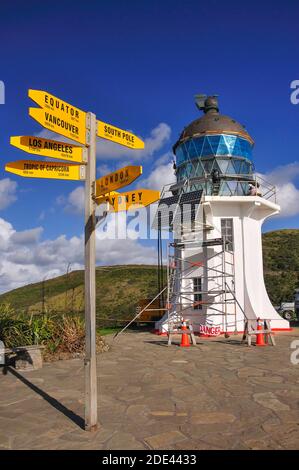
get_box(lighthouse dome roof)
[173,95,254,152]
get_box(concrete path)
[0,330,299,450]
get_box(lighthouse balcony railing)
[160,174,276,203]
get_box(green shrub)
[0,305,86,356]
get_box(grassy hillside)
[0,229,298,325]
[0,265,160,327]
[263,229,299,305]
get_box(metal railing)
[159,174,277,203]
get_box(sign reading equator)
[96,165,142,197]
[10,136,87,163]
[28,89,87,145]
[5,160,86,180]
[97,120,144,149]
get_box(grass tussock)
[0,303,108,360]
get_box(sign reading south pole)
[96,165,142,197]
[97,120,144,149]
[28,89,87,145]
[10,136,87,163]
[5,160,86,180]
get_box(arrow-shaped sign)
[10,136,87,163]
[96,188,160,211]
[28,89,88,145]
[96,165,142,197]
[97,120,144,150]
[5,160,86,181]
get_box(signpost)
[97,120,144,149]
[96,165,142,197]
[6,89,157,433]
[5,160,86,180]
[84,112,98,431]
[10,136,87,163]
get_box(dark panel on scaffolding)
[152,189,203,230]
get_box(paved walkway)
[0,330,299,450]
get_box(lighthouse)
[155,95,289,335]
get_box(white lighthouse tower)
[155,95,289,335]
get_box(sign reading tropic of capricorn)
[5,160,86,180]
[5,89,161,433]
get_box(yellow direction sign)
[95,191,119,206]
[97,120,144,150]
[96,165,142,197]
[5,160,86,181]
[28,89,87,145]
[98,189,160,211]
[10,136,87,163]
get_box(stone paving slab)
[0,329,299,450]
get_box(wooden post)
[84,112,98,431]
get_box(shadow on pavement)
[3,366,85,430]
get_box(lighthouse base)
[155,196,290,335]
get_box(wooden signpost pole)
[84,112,98,431]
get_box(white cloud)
[96,122,171,161]
[140,161,176,191]
[0,217,157,293]
[56,186,85,215]
[260,162,299,217]
[10,227,43,245]
[154,151,174,168]
[0,178,18,210]
[97,163,111,176]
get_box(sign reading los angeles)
[97,188,160,211]
[96,165,142,197]
[97,120,144,150]
[5,160,86,180]
[28,89,87,145]
[10,136,87,163]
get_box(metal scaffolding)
[164,234,240,333]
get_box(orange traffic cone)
[180,319,190,347]
[256,318,266,347]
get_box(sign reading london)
[28,89,87,145]
[10,136,87,163]
[96,165,142,197]
[5,160,86,180]
[97,120,144,149]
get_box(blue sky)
[0,0,298,291]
